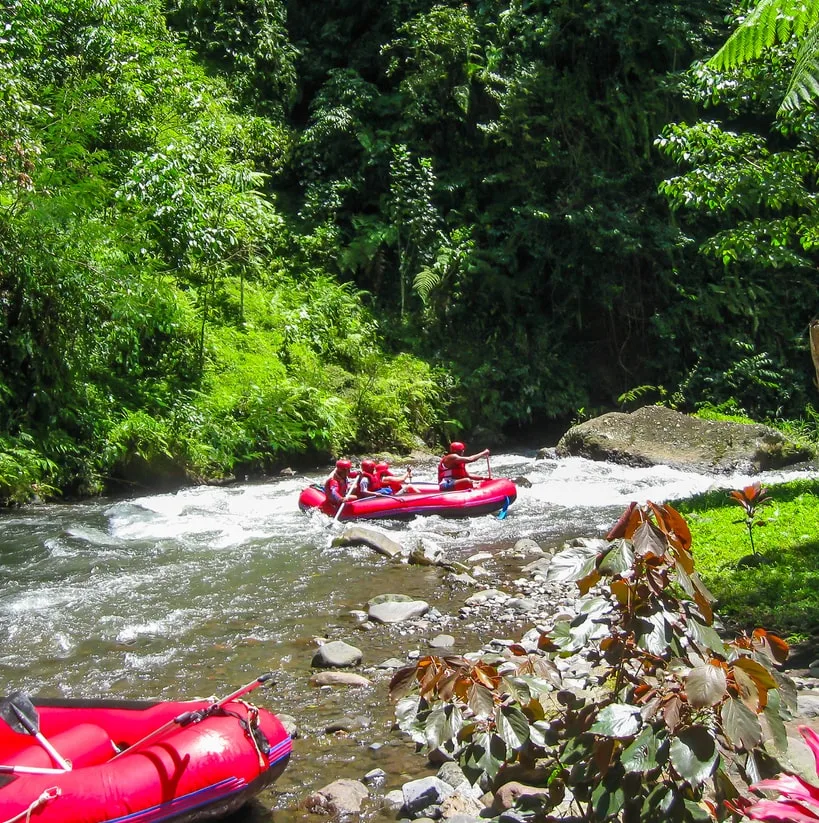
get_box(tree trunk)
[811,318,819,390]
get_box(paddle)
[0,693,71,770]
[485,454,492,479]
[332,474,360,523]
[111,672,276,760]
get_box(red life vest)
[359,470,379,493]
[438,455,467,484]
[324,473,348,505]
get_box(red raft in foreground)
[0,675,291,823]
[299,477,517,520]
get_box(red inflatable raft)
[0,675,291,823]
[299,477,516,520]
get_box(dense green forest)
[1,0,817,502]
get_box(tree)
[709,0,819,112]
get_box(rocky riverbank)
[284,526,819,822]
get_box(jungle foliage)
[1,0,817,500]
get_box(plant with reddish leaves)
[390,501,796,821]
[729,482,771,556]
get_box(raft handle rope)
[211,700,270,769]
[0,786,61,823]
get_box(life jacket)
[438,455,467,484]
[359,470,378,493]
[324,473,348,505]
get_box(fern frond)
[781,24,819,110]
[413,267,440,304]
[708,0,818,70]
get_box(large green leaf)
[590,704,642,739]
[761,690,789,753]
[620,724,663,773]
[496,705,530,751]
[669,727,719,786]
[545,545,599,583]
[424,703,464,749]
[599,538,634,574]
[592,783,625,818]
[721,697,762,751]
[633,609,671,657]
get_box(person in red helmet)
[356,459,379,495]
[324,459,357,509]
[438,441,490,491]
[373,461,416,494]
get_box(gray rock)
[310,671,372,687]
[324,715,371,733]
[556,405,813,472]
[376,657,407,669]
[464,589,508,606]
[368,593,414,606]
[429,634,456,649]
[402,776,456,816]
[383,790,405,811]
[333,525,403,558]
[276,713,300,739]
[437,762,482,801]
[513,538,544,555]
[368,599,430,624]
[797,692,819,718]
[305,778,369,815]
[311,640,363,668]
[363,768,387,786]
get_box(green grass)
[673,479,819,639]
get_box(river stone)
[368,599,430,623]
[429,634,456,649]
[402,776,456,816]
[311,640,363,668]
[368,593,414,606]
[305,778,369,815]
[464,589,508,606]
[309,671,372,687]
[514,538,544,556]
[556,405,813,472]
[383,789,404,812]
[438,762,483,801]
[491,782,551,813]
[333,525,403,558]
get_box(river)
[0,452,810,821]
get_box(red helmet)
[375,462,390,475]
[361,459,376,473]
[449,441,466,453]
[335,459,352,472]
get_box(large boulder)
[556,405,812,473]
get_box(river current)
[0,452,811,820]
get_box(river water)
[0,452,811,821]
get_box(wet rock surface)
[556,405,813,472]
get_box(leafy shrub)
[0,434,58,504]
[391,502,795,821]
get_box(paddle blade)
[497,497,510,520]
[0,693,40,735]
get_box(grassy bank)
[673,478,819,642]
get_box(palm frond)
[708,0,819,70]
[781,24,819,110]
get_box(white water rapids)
[0,452,811,819]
